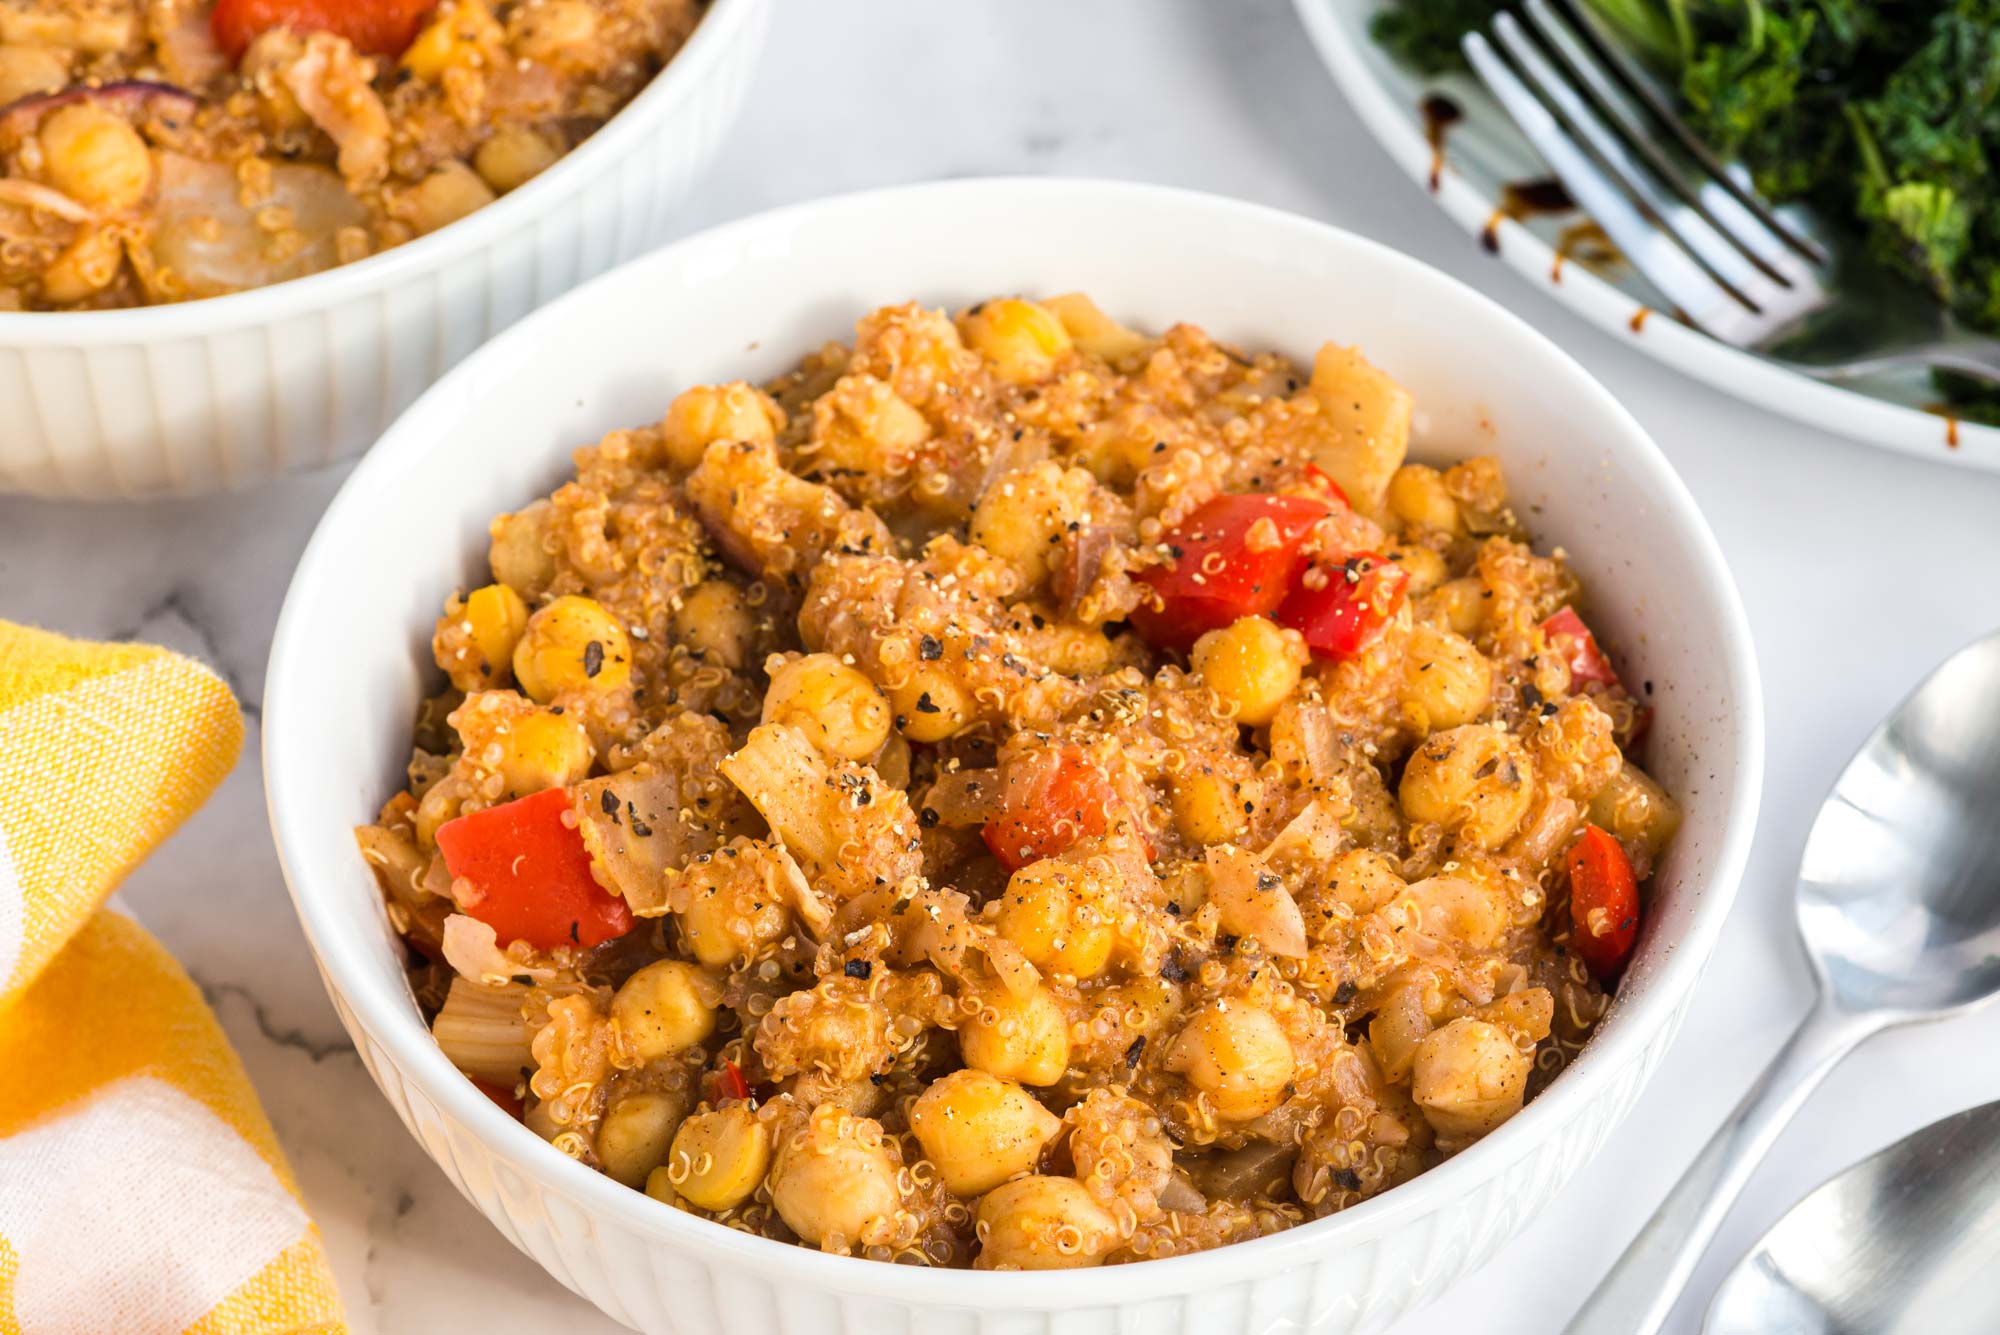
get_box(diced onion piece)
[151,150,365,298]
[1206,845,1308,958]
[440,912,556,987]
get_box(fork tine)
[1522,0,1800,288]
[1549,0,1828,266]
[1488,13,1774,310]
[1459,31,1749,336]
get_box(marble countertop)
[4,1,1999,1330]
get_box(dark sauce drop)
[1629,306,1652,333]
[1924,404,1963,449]
[1482,178,1576,257]
[1420,93,1463,193]
[1500,177,1575,216]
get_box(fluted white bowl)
[0,0,766,499]
[266,179,1763,1335]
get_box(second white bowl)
[266,178,1763,1335]
[0,0,767,500]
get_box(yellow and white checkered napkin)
[0,622,346,1335]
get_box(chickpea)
[1071,417,1156,489]
[488,499,557,599]
[596,1090,681,1188]
[1588,761,1683,860]
[474,127,560,193]
[661,383,779,471]
[1170,765,1249,846]
[496,708,593,797]
[1424,577,1488,639]
[959,982,1070,1087]
[656,1104,771,1211]
[1041,292,1151,361]
[1167,1002,1295,1122]
[671,579,757,672]
[1386,464,1463,534]
[1401,874,1510,951]
[1400,625,1493,734]
[969,462,1095,590]
[1398,724,1536,848]
[1321,848,1407,917]
[762,653,891,761]
[994,861,1115,980]
[1412,1017,1530,1143]
[404,161,496,236]
[402,0,504,79]
[508,0,600,68]
[611,960,717,1064]
[974,1175,1120,1270]
[1191,616,1306,726]
[1390,544,1449,597]
[890,667,973,744]
[958,298,1072,383]
[768,1109,901,1248]
[680,867,789,968]
[412,778,457,850]
[814,374,931,476]
[38,103,151,212]
[1035,623,1117,677]
[512,596,632,702]
[435,583,530,692]
[909,1069,1061,1197]
[39,224,122,304]
[0,45,71,106]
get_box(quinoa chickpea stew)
[358,295,1683,1269]
[0,0,702,309]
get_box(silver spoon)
[1705,1098,2000,1334]
[1565,629,2000,1334]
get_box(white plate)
[1293,0,1998,470]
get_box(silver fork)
[1462,0,2000,386]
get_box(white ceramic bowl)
[265,178,1763,1335]
[0,0,767,500]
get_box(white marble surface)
[4,1,1998,1330]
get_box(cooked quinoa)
[358,295,1682,1269]
[0,0,701,309]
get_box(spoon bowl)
[1566,628,2000,1334]
[1798,633,2000,1014]
[1706,1100,2000,1335]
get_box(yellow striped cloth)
[0,622,347,1335]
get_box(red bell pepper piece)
[1275,552,1409,660]
[1132,493,1333,651]
[1299,464,1352,510]
[434,787,633,952]
[707,1059,753,1104]
[470,1077,524,1119]
[983,745,1149,872]
[211,0,438,61]
[1542,606,1619,688]
[1566,824,1640,978]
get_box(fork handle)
[1561,997,1887,1335]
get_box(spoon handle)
[1561,998,1882,1335]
